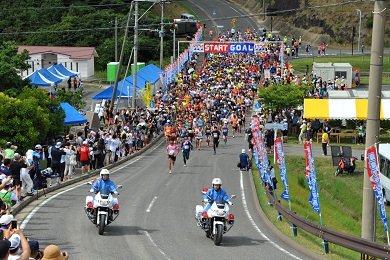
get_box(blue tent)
[92,85,129,100]
[54,64,79,77]
[137,64,164,84]
[48,66,69,80]
[60,102,87,125]
[121,75,146,96]
[25,70,56,86]
[92,64,162,101]
[37,68,63,85]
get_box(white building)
[312,62,353,89]
[18,46,98,79]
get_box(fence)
[266,190,390,258]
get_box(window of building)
[335,71,347,79]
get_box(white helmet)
[35,144,42,150]
[100,169,110,178]
[212,178,222,186]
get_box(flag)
[366,145,388,232]
[275,138,290,201]
[251,116,268,184]
[304,142,321,214]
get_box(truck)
[173,14,199,38]
[173,21,198,37]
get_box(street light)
[356,9,362,54]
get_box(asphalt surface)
[18,130,324,260]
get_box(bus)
[378,143,390,205]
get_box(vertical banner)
[366,145,388,232]
[303,142,321,214]
[251,116,268,183]
[275,138,290,201]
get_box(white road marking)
[144,231,171,260]
[20,140,166,229]
[146,196,158,213]
[21,139,171,259]
[21,184,84,230]
[240,171,302,260]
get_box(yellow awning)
[303,99,329,119]
[304,99,389,120]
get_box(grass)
[289,54,390,75]
[253,148,390,258]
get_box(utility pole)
[110,4,133,110]
[132,1,139,110]
[159,0,165,69]
[352,26,355,56]
[357,9,362,54]
[173,28,176,60]
[115,17,118,62]
[361,0,387,248]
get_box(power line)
[0,24,169,35]
[0,3,127,11]
[195,0,365,23]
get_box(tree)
[0,88,65,152]
[0,41,31,94]
[257,84,309,113]
[56,89,86,110]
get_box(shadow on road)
[104,225,159,237]
[217,235,268,247]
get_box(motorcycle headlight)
[100,200,108,206]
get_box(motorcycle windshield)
[100,188,110,199]
[215,197,226,209]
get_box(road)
[19,129,320,259]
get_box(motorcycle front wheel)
[214,224,223,246]
[99,215,106,235]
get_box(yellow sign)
[138,82,153,108]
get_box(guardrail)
[266,190,390,259]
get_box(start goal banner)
[191,42,266,53]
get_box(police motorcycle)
[195,188,236,246]
[85,179,122,235]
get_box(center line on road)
[240,171,301,260]
[144,231,170,260]
[146,196,158,212]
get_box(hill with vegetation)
[226,0,389,48]
[0,1,178,71]
[1,0,387,74]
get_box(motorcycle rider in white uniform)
[203,178,232,214]
[89,169,118,220]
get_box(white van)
[180,13,196,21]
